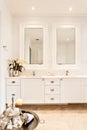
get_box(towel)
[22,113,34,127]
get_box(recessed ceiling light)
[69,7,72,12]
[32,6,35,11]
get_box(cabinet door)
[84,85,87,103]
[7,85,20,103]
[60,78,85,103]
[83,79,87,103]
[21,78,44,104]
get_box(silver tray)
[7,111,39,130]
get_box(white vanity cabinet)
[44,78,60,104]
[21,78,44,104]
[6,77,87,105]
[83,79,87,103]
[60,78,85,103]
[6,78,21,103]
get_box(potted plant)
[8,59,25,77]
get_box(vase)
[13,70,19,77]
[9,69,14,77]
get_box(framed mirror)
[56,27,75,65]
[52,24,80,69]
[24,28,43,64]
[20,24,48,68]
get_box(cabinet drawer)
[84,80,87,85]
[44,79,60,85]
[6,78,20,86]
[45,86,60,94]
[45,95,59,103]
[7,85,20,103]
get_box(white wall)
[0,0,13,113]
[0,0,13,57]
[12,16,87,75]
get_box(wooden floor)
[19,104,87,130]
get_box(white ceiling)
[5,0,87,17]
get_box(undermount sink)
[41,75,87,78]
[19,75,42,78]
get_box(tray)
[7,110,39,130]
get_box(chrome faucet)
[66,70,69,76]
[32,71,35,76]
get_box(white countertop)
[6,75,87,79]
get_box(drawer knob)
[12,81,16,83]
[50,81,54,83]
[50,89,54,91]
[50,98,54,100]
[42,78,44,81]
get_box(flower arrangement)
[8,59,26,77]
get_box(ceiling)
[5,0,87,17]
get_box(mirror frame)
[20,24,48,69]
[52,24,81,69]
